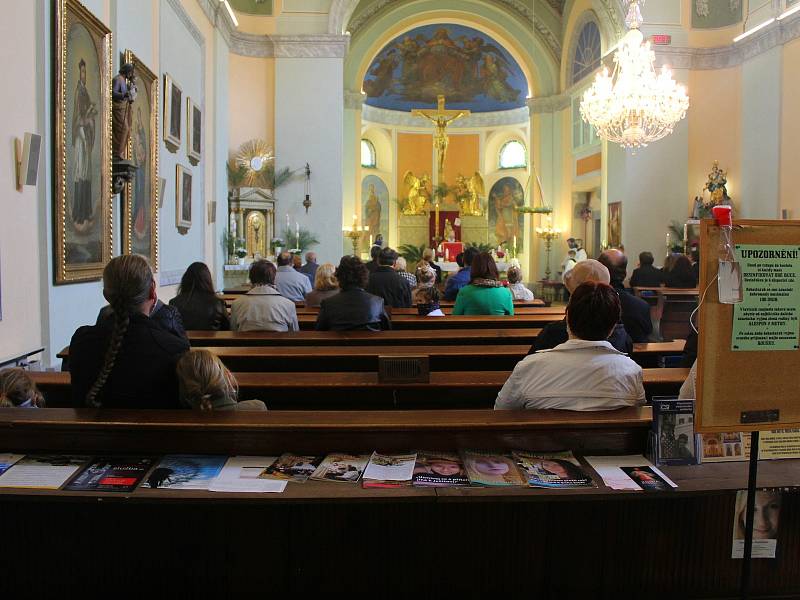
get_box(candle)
[296,222,300,249]
[369,235,373,247]
[513,235,517,256]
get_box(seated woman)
[452,252,514,316]
[411,262,436,305]
[69,255,190,408]
[169,262,229,331]
[316,256,391,331]
[663,253,698,288]
[176,349,266,411]
[0,368,45,408]
[506,266,534,301]
[304,263,339,307]
[530,259,633,354]
[416,286,444,316]
[421,248,442,283]
[495,281,645,410]
[230,260,299,332]
[395,257,417,288]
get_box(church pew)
[285,306,566,316]
[29,367,689,409]
[221,290,548,308]
[293,314,562,330]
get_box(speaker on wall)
[15,132,42,190]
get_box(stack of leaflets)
[310,453,371,484]
[362,452,417,488]
[462,450,527,487]
[65,457,155,492]
[513,451,595,489]
[209,456,286,493]
[412,451,470,487]
[140,455,227,490]
[649,397,698,465]
[584,455,677,492]
[0,453,24,476]
[260,454,324,482]
[0,455,90,489]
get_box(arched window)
[361,139,376,168]
[572,20,601,85]
[499,140,527,169]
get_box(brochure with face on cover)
[310,453,371,484]
[619,465,674,492]
[140,455,227,490]
[362,452,417,487]
[210,456,286,493]
[0,455,90,489]
[513,451,595,489]
[65,457,155,492]
[0,453,24,477]
[732,489,781,559]
[412,451,470,487]
[462,450,527,487]
[260,454,324,482]
[584,455,678,491]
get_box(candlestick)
[513,235,517,258]
[296,222,300,251]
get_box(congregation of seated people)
[1,242,696,414]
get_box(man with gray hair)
[299,251,319,284]
[528,259,633,354]
[275,252,312,302]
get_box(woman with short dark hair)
[316,256,390,331]
[495,281,644,410]
[452,252,514,315]
[169,262,229,330]
[663,254,698,288]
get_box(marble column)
[344,89,365,257]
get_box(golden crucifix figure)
[412,94,470,183]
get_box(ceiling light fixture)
[733,17,775,42]
[220,0,239,28]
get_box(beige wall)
[687,66,742,213]
[781,38,800,219]
[229,55,274,153]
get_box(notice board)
[697,219,800,432]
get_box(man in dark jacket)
[443,246,479,301]
[299,251,319,284]
[599,249,653,343]
[316,256,391,331]
[366,247,412,308]
[629,251,664,288]
[365,245,381,274]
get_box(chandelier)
[580,0,689,150]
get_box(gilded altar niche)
[228,187,275,259]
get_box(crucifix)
[412,95,470,246]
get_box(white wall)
[275,57,344,264]
[0,0,227,366]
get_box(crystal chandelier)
[580,0,689,150]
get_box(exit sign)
[651,34,672,45]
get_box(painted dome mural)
[363,24,528,113]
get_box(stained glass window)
[572,21,601,85]
[361,139,376,168]
[499,140,527,169]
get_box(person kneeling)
[176,349,266,411]
[494,281,644,411]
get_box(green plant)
[668,221,686,254]
[226,160,247,189]
[264,164,294,190]
[221,229,235,259]
[467,241,494,254]
[398,244,427,264]
[282,227,319,252]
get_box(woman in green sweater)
[452,252,514,315]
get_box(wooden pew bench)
[29,368,689,409]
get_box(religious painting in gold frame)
[54,0,113,284]
[186,97,201,163]
[176,165,192,230]
[607,202,622,249]
[122,50,159,270]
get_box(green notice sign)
[732,245,800,351]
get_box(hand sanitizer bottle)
[712,205,743,304]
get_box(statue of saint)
[112,63,137,160]
[704,161,729,205]
[443,219,456,242]
[402,171,430,215]
[365,183,382,237]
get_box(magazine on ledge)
[65,457,155,492]
[310,453,370,484]
[0,455,90,489]
[0,453,24,477]
[462,450,527,487]
[362,452,417,488]
[260,454,324,482]
[412,451,470,487]
[140,455,227,490]
[513,451,595,489]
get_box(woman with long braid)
[69,255,189,408]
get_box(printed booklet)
[65,457,155,492]
[362,452,417,488]
[0,455,90,489]
[650,397,698,465]
[310,453,371,484]
[462,450,527,487]
[0,453,24,477]
[260,454,324,482]
[140,455,227,490]
[620,466,674,491]
[513,451,595,489]
[412,451,470,487]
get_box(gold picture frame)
[163,72,182,148]
[122,50,159,271]
[186,97,201,163]
[54,0,113,284]
[176,164,192,230]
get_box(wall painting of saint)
[361,175,389,243]
[488,177,524,251]
[123,50,159,270]
[54,0,112,284]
